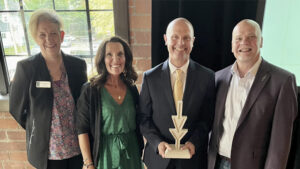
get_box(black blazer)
[76,82,144,168]
[9,53,87,169]
[139,59,215,169]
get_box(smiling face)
[104,42,126,77]
[164,19,195,68]
[231,20,263,67]
[35,20,64,58]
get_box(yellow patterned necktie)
[174,69,183,111]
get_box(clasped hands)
[158,141,195,158]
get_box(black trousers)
[47,154,83,169]
[166,159,183,169]
[214,155,231,169]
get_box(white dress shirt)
[218,57,262,158]
[168,59,189,94]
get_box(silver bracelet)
[83,162,94,168]
[83,158,92,163]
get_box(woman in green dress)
[76,36,144,169]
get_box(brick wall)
[0,0,152,168]
[129,0,152,89]
[0,112,34,169]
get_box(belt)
[218,154,231,163]
[104,132,133,168]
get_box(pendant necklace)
[107,82,122,100]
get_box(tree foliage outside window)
[0,0,115,80]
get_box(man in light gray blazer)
[208,19,298,169]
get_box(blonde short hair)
[29,9,63,41]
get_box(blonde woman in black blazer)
[9,9,87,169]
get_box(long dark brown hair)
[90,36,138,89]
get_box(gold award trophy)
[165,101,191,159]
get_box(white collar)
[169,59,190,74]
[231,56,262,78]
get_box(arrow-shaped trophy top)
[170,100,188,149]
[173,100,186,130]
[165,100,191,158]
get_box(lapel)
[34,54,53,117]
[62,53,76,98]
[182,59,197,115]
[160,60,177,115]
[35,53,51,81]
[216,67,232,135]
[236,59,271,128]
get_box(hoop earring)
[123,69,127,77]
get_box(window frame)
[0,0,125,57]
[0,33,9,95]
[0,0,129,111]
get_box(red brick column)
[0,112,34,169]
[129,0,152,89]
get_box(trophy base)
[164,144,191,159]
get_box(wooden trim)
[113,0,130,43]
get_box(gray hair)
[29,9,63,41]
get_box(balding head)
[233,19,262,41]
[166,18,194,37]
[164,17,195,68]
[231,19,263,73]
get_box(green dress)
[97,87,143,169]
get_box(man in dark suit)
[139,17,215,169]
[208,19,298,169]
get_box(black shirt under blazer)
[76,82,144,168]
[139,59,216,169]
[9,53,87,169]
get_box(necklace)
[105,81,123,100]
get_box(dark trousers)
[47,154,83,169]
[215,155,231,169]
[166,159,183,169]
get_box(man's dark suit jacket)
[208,59,298,169]
[9,53,87,169]
[139,59,215,169]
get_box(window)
[0,0,116,80]
[261,0,300,85]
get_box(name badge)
[36,81,51,88]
